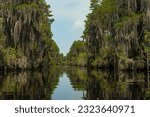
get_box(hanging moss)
[0,0,61,70]
[82,0,150,70]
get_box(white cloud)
[74,20,84,28]
[46,0,90,25]
[45,0,90,54]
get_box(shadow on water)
[0,66,149,100]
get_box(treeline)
[65,40,87,66]
[67,0,150,71]
[0,0,62,70]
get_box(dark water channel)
[0,66,149,100]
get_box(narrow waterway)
[0,66,149,100]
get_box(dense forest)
[66,40,87,66]
[0,0,62,70]
[67,0,150,71]
[0,0,149,100]
[0,0,150,71]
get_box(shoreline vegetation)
[0,0,63,70]
[66,0,150,72]
[0,0,150,72]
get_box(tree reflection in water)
[0,66,63,100]
[0,66,149,100]
[86,69,150,100]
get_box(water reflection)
[51,73,85,100]
[86,70,150,100]
[0,66,149,100]
[0,66,63,100]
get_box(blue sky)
[45,0,90,55]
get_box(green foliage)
[77,53,87,66]
[115,13,143,30]
[15,3,39,10]
[144,31,150,52]
[66,40,87,66]
[90,0,101,10]
[0,18,5,48]
[45,39,61,65]
[0,0,61,69]
[1,48,27,69]
[82,0,150,70]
